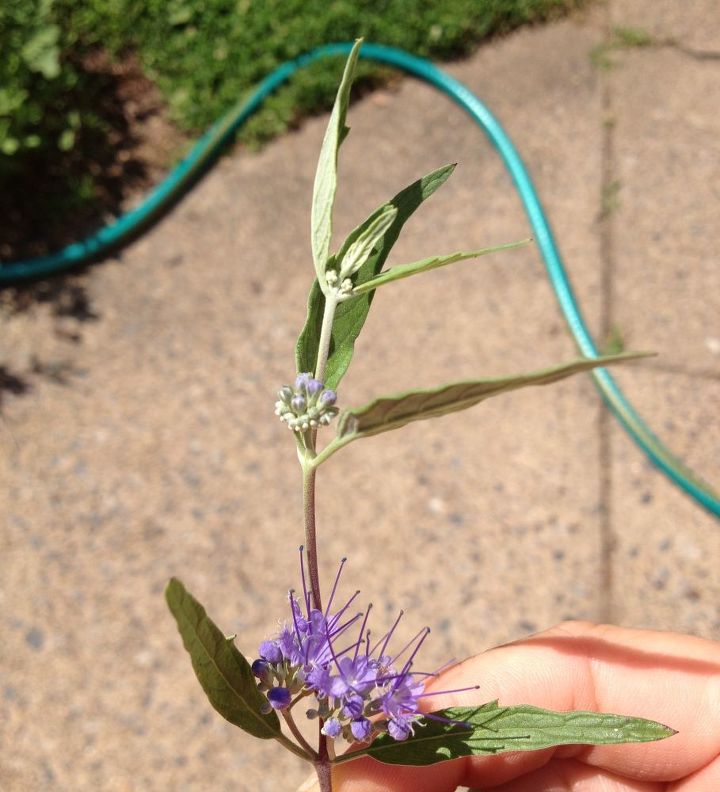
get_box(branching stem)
[274,732,315,763]
[315,759,333,792]
[282,710,318,760]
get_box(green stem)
[314,292,338,383]
[282,710,318,760]
[302,463,322,612]
[302,286,341,787]
[309,435,352,469]
[274,732,315,763]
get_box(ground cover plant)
[165,40,672,791]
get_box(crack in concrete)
[598,2,617,625]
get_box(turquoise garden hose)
[2,42,718,517]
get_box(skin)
[296,621,720,792]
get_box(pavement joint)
[598,1,617,624]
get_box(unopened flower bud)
[306,378,324,395]
[319,389,336,406]
[295,373,313,392]
[291,395,306,413]
[267,686,292,710]
[251,659,272,684]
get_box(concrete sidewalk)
[2,1,718,789]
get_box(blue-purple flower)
[275,374,339,432]
[251,549,477,744]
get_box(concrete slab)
[608,366,720,636]
[609,47,720,372]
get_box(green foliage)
[0,0,137,181]
[120,0,582,139]
[312,39,361,282]
[326,353,652,454]
[165,578,282,739]
[602,324,626,356]
[612,26,654,48]
[354,238,530,295]
[342,701,674,766]
[1,0,74,159]
[296,164,455,388]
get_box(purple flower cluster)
[252,550,474,744]
[275,374,339,433]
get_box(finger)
[296,621,720,792]
[428,620,720,787]
[669,752,720,792]
[473,758,665,791]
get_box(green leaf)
[21,24,61,79]
[311,39,362,281]
[332,352,652,446]
[165,578,281,739]
[296,163,456,388]
[344,701,675,766]
[338,204,398,279]
[353,238,531,295]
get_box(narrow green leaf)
[165,578,280,739]
[343,701,675,767]
[296,163,457,388]
[311,39,362,281]
[338,205,398,279]
[334,352,652,444]
[353,238,531,295]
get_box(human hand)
[297,621,720,791]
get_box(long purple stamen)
[423,712,473,728]
[389,626,429,665]
[327,590,361,629]
[289,589,302,640]
[325,557,347,618]
[326,623,345,670]
[393,629,430,691]
[375,671,408,684]
[417,684,480,698]
[373,610,404,657]
[329,612,363,639]
[332,630,369,658]
[353,604,372,661]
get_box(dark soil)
[0,51,187,264]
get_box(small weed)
[601,324,626,356]
[601,179,621,218]
[613,26,655,48]
[590,25,655,70]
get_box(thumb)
[296,759,468,792]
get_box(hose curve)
[2,42,718,517]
